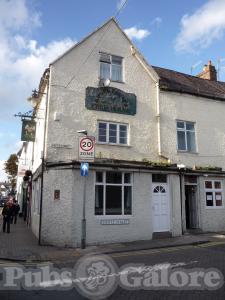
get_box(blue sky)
[1,0,225,180]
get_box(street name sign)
[78,136,95,162]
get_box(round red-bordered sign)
[80,137,94,152]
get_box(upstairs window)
[98,121,128,145]
[177,121,196,152]
[100,53,123,82]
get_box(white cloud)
[175,0,225,52]
[0,160,7,182]
[124,26,150,41]
[0,0,76,119]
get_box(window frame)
[205,180,224,209]
[97,121,129,146]
[176,120,196,152]
[99,52,123,82]
[95,171,133,216]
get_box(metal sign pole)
[81,170,87,249]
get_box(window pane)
[124,186,132,215]
[95,186,103,215]
[124,173,131,183]
[112,56,122,65]
[112,64,122,81]
[215,192,222,206]
[206,192,213,206]
[205,181,212,189]
[152,174,167,183]
[106,186,122,215]
[109,124,117,143]
[119,125,127,144]
[177,131,186,150]
[100,53,110,63]
[100,62,110,79]
[98,123,107,142]
[106,172,122,183]
[96,172,103,183]
[187,131,196,152]
[177,121,184,129]
[186,122,194,131]
[215,181,221,189]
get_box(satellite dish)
[103,78,110,87]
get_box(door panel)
[152,184,170,232]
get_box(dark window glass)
[106,172,122,184]
[109,123,117,143]
[119,125,127,144]
[186,122,194,131]
[152,174,167,183]
[95,185,103,215]
[124,186,132,215]
[177,131,186,150]
[205,181,212,189]
[98,123,107,142]
[206,192,213,206]
[215,192,222,206]
[187,131,196,152]
[96,172,103,183]
[215,181,221,189]
[124,173,131,183]
[177,121,184,129]
[106,186,122,215]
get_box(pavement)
[1,214,225,262]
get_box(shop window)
[98,121,128,145]
[205,180,223,207]
[95,171,132,215]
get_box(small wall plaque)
[54,190,60,200]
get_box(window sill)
[205,206,224,210]
[177,150,198,155]
[96,142,131,148]
[95,215,133,218]
[99,78,125,84]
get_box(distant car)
[0,197,7,207]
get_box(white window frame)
[176,120,196,152]
[99,53,123,82]
[95,171,133,216]
[205,180,224,209]
[97,121,129,145]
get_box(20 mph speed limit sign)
[78,136,95,162]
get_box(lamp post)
[77,130,88,249]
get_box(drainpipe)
[178,165,185,235]
[38,69,50,245]
[156,82,161,156]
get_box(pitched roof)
[153,66,225,101]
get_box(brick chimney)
[197,60,217,81]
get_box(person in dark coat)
[12,200,20,224]
[2,200,14,233]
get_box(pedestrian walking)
[12,200,20,224]
[2,200,14,233]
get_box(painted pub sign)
[85,87,136,115]
[21,120,36,142]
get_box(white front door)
[152,183,170,232]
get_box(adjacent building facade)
[24,18,225,247]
